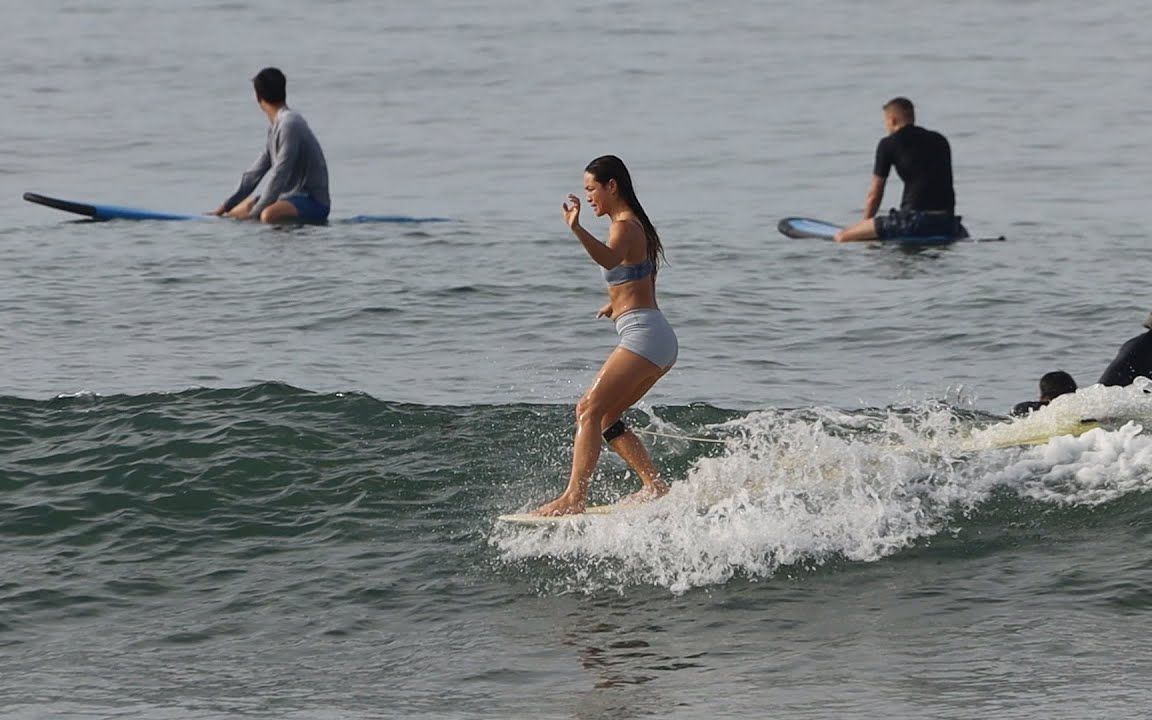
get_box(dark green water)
[3,384,1151,717]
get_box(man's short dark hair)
[1039,371,1077,401]
[253,67,287,104]
[883,97,915,123]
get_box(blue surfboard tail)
[25,192,208,221]
[24,192,100,219]
[778,216,842,240]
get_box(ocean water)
[2,1,1152,717]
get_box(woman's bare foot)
[531,494,587,517]
[618,480,670,506]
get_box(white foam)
[52,390,101,399]
[492,386,1152,594]
[967,379,1152,450]
[989,423,1152,505]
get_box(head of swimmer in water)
[882,97,915,134]
[252,67,287,115]
[583,155,666,270]
[1039,370,1077,403]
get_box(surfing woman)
[533,155,677,517]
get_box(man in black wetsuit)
[835,97,962,242]
[1011,371,1078,417]
[1099,312,1152,387]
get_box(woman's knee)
[575,396,609,425]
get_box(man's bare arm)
[863,175,886,219]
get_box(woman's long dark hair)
[585,155,666,270]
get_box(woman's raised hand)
[562,194,581,229]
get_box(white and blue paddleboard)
[778,216,1000,245]
[23,192,449,224]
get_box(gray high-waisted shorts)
[614,308,678,370]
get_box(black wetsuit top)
[1098,331,1152,386]
[874,125,955,213]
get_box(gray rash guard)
[222,107,330,217]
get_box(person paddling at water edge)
[532,156,677,517]
[211,68,331,224]
[1011,370,1078,417]
[835,97,961,242]
[1014,312,1152,415]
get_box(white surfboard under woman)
[532,155,678,517]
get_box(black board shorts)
[874,209,964,239]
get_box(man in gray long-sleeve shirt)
[212,67,331,224]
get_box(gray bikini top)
[603,258,654,286]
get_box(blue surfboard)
[23,192,450,224]
[777,216,998,244]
